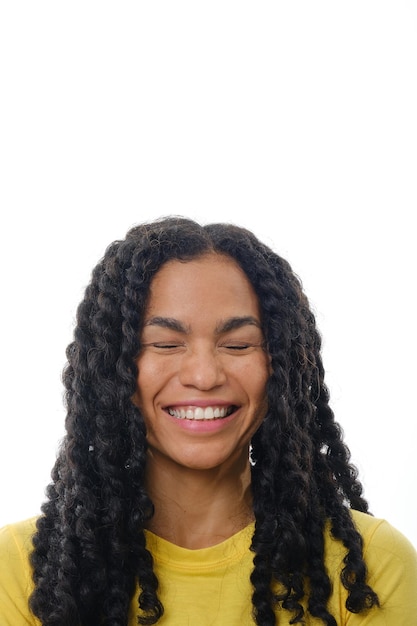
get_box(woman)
[1,216,416,625]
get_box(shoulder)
[0,516,38,559]
[0,517,39,625]
[325,510,417,625]
[350,509,417,575]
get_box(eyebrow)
[143,317,190,333]
[143,315,261,334]
[215,316,262,333]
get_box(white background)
[0,2,416,548]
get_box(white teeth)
[194,407,205,420]
[205,407,214,419]
[167,406,233,420]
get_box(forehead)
[144,254,261,320]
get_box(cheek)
[251,359,271,416]
[242,355,270,395]
[137,355,163,386]
[133,356,177,409]
[132,358,154,408]
[234,357,270,427]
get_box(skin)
[133,253,271,548]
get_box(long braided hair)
[29,216,378,625]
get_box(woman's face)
[134,254,271,473]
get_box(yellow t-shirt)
[1,510,416,625]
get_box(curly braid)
[204,223,378,624]
[29,216,378,625]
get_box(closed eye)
[141,342,185,351]
[220,342,262,352]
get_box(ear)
[131,389,141,408]
[267,349,273,376]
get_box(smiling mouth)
[166,406,237,421]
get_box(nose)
[178,344,227,390]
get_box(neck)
[144,451,254,549]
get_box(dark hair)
[29,216,378,625]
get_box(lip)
[164,399,234,409]
[162,401,240,433]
